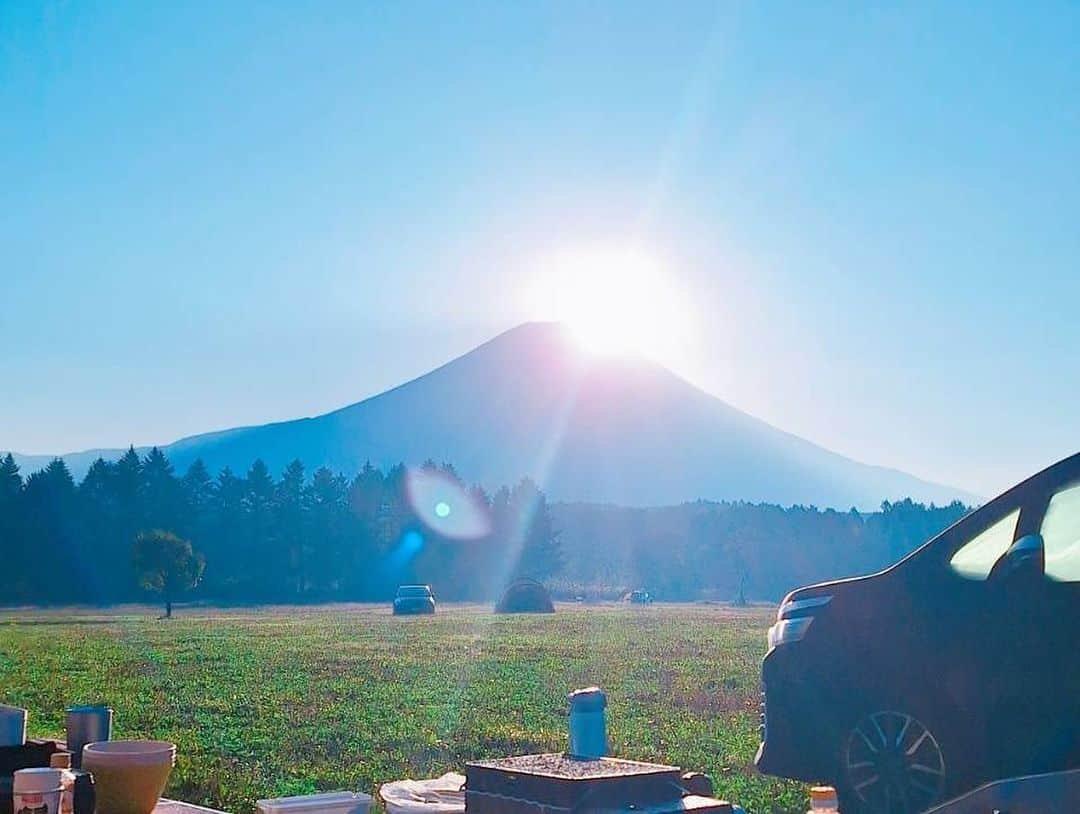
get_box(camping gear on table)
[64,707,111,770]
[81,740,175,814]
[12,768,62,814]
[378,773,465,814]
[466,685,741,814]
[465,754,740,814]
[567,686,607,760]
[0,709,27,749]
[256,791,371,814]
[0,741,64,814]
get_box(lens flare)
[402,530,424,552]
[405,468,491,539]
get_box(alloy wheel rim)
[845,710,946,814]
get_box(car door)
[932,492,1028,786]
[978,462,1080,778]
[1009,471,1080,774]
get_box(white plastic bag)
[378,772,466,814]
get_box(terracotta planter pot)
[82,741,175,814]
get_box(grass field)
[0,604,806,814]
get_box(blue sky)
[2,1,1078,497]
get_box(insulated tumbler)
[568,686,607,759]
[65,706,112,770]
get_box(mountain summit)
[8,322,974,508]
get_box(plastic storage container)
[256,791,372,814]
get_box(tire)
[838,709,948,814]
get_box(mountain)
[6,322,977,509]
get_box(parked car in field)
[757,452,1080,814]
[392,584,436,615]
[627,589,653,605]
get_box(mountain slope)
[7,323,976,508]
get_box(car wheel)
[840,710,947,814]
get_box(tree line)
[553,497,971,601]
[0,447,972,607]
[0,449,563,606]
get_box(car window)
[949,509,1020,580]
[1040,483,1080,582]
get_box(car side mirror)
[988,533,1044,584]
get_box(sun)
[531,247,691,363]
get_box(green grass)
[0,605,806,814]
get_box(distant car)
[393,584,436,615]
[627,589,652,605]
[756,453,1080,814]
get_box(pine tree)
[348,461,384,523]
[243,460,276,596]
[343,463,386,599]
[275,460,308,596]
[0,454,24,595]
[177,459,214,559]
[96,447,144,599]
[376,464,410,554]
[0,453,22,541]
[141,448,182,533]
[77,458,116,601]
[206,467,245,596]
[0,454,21,504]
[307,467,350,594]
[80,458,113,504]
[113,447,143,508]
[508,478,564,582]
[180,459,214,515]
[22,460,78,601]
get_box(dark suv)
[392,584,436,615]
[756,453,1080,814]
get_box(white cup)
[13,768,63,814]
[13,787,62,814]
[0,704,28,747]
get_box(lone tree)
[133,530,205,618]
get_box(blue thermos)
[568,686,607,759]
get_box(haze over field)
[6,323,975,510]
